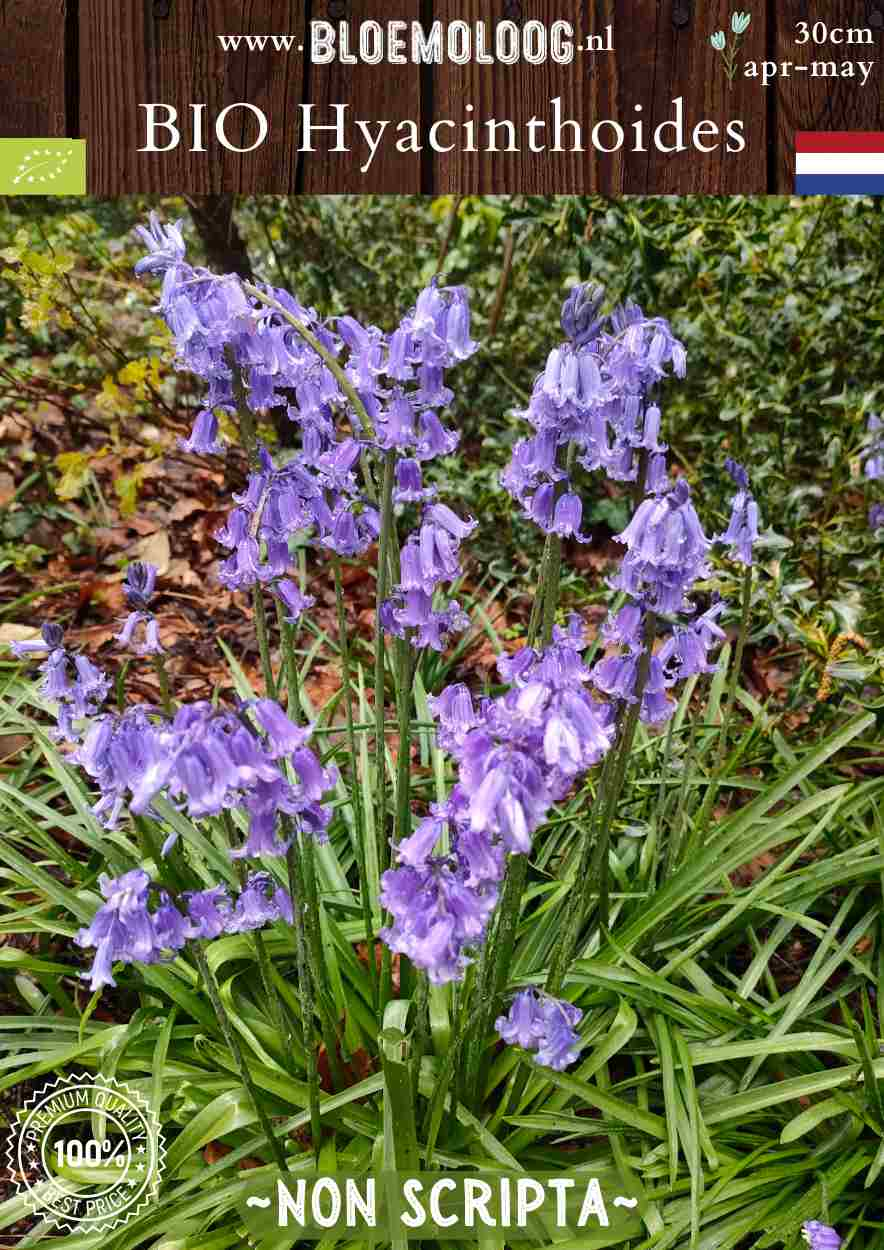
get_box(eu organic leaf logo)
[12,146,75,186]
[0,140,85,194]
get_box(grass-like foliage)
[1,205,882,1250]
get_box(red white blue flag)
[795,133,884,195]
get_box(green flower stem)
[696,563,753,835]
[252,584,276,699]
[467,850,529,1107]
[525,538,551,648]
[537,441,577,647]
[225,347,278,700]
[393,639,416,847]
[381,638,416,1009]
[373,452,397,881]
[409,976,431,1106]
[152,654,173,717]
[549,611,658,993]
[298,829,350,1074]
[541,535,562,646]
[135,815,190,898]
[372,453,398,1017]
[191,941,290,1172]
[285,841,323,1156]
[219,814,295,1071]
[275,600,300,719]
[332,554,377,1000]
[286,830,347,1091]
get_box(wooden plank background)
[1,0,883,192]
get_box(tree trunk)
[185,195,253,280]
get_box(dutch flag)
[795,133,884,195]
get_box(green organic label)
[0,140,86,194]
[241,1170,645,1246]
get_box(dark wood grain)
[302,0,423,191]
[0,0,68,138]
[775,0,884,190]
[617,0,768,193]
[432,0,608,193]
[79,1,307,192]
[2,0,884,192]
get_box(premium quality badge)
[6,1073,165,1233]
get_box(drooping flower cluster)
[74,698,336,854]
[136,217,478,609]
[382,287,741,1007]
[863,415,884,533]
[137,214,476,451]
[499,283,731,730]
[214,438,381,591]
[715,458,760,566]
[380,791,501,984]
[381,617,614,985]
[495,988,583,1071]
[117,561,164,655]
[502,284,685,537]
[75,869,293,990]
[10,623,110,743]
[802,1222,842,1250]
[862,414,884,481]
[609,477,712,614]
[380,503,475,651]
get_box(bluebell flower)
[180,409,225,456]
[9,617,110,735]
[414,410,460,460]
[382,501,474,653]
[380,858,499,985]
[658,604,726,684]
[459,738,551,854]
[611,478,711,614]
[228,873,294,932]
[153,892,190,950]
[427,684,481,752]
[870,502,884,530]
[123,561,157,609]
[551,492,586,539]
[716,458,760,566]
[802,1223,841,1250]
[273,579,315,623]
[394,457,435,504]
[602,603,644,650]
[502,285,686,533]
[117,612,163,657]
[10,621,63,658]
[252,699,310,757]
[591,649,673,725]
[561,282,605,347]
[117,562,164,656]
[862,414,884,480]
[75,870,184,990]
[133,213,187,276]
[72,698,334,857]
[495,989,547,1048]
[495,988,583,1070]
[185,885,234,939]
[12,624,110,742]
